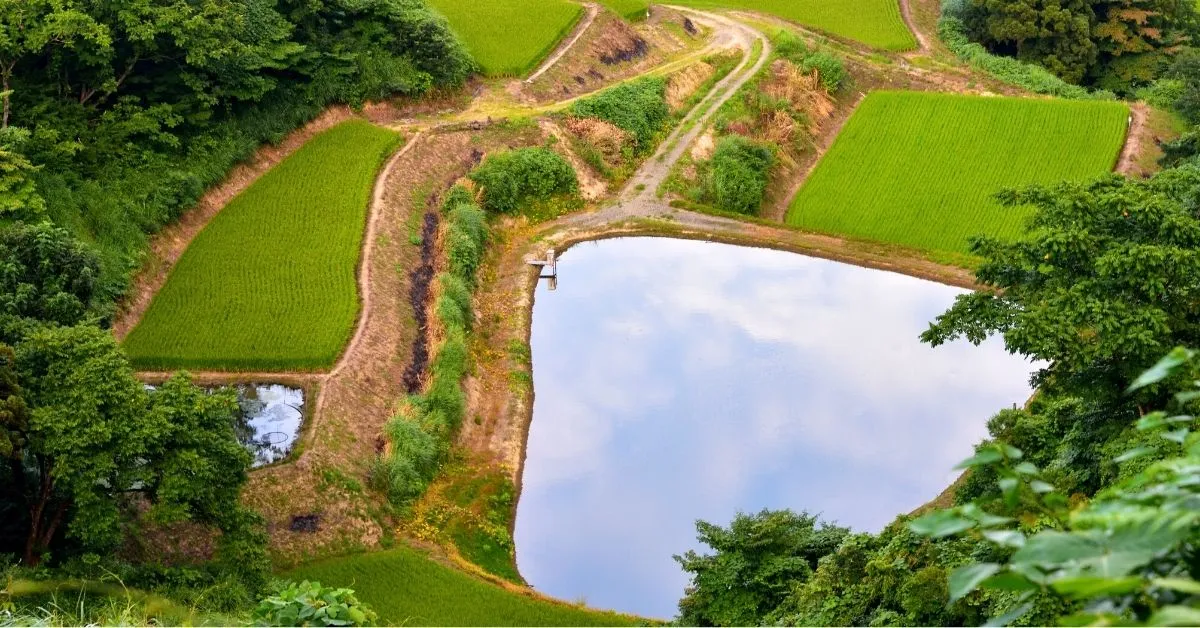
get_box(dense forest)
[947,0,1199,92]
[0,0,470,615]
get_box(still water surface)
[514,237,1037,619]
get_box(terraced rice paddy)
[670,0,917,50]
[286,547,640,626]
[123,120,400,371]
[787,91,1129,259]
[428,0,584,76]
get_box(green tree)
[0,222,103,341]
[674,509,848,626]
[966,0,1099,83]
[921,167,1200,410]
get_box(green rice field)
[286,547,641,626]
[787,91,1129,258]
[599,0,651,20]
[428,0,584,76]
[671,0,917,50]
[123,120,400,371]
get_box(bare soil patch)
[519,7,707,103]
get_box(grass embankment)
[670,0,917,51]
[787,91,1129,258]
[428,0,584,77]
[123,120,399,371]
[286,546,642,626]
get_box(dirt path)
[621,6,770,204]
[525,2,600,83]
[898,0,932,54]
[1115,102,1147,175]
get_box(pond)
[234,383,305,467]
[513,237,1038,619]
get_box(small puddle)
[515,237,1038,619]
[143,382,304,468]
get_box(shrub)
[379,420,438,503]
[468,148,578,214]
[800,52,847,93]
[705,137,775,215]
[569,77,670,149]
[253,580,377,626]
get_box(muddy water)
[514,237,1037,619]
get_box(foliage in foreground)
[253,580,377,627]
[908,349,1200,626]
[121,121,399,371]
[286,546,640,626]
[787,91,1128,257]
[469,148,578,215]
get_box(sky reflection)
[514,237,1038,620]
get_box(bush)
[468,148,578,214]
[378,420,438,503]
[705,137,775,215]
[569,77,670,149]
[772,31,847,93]
[253,580,377,627]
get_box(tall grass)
[285,546,641,626]
[786,91,1129,258]
[122,121,400,371]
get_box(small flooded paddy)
[142,382,305,468]
[234,383,305,467]
[514,237,1037,619]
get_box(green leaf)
[1051,575,1143,597]
[1161,427,1189,444]
[955,449,1003,469]
[1151,578,1200,595]
[1127,347,1194,392]
[1030,480,1055,493]
[949,563,1001,603]
[984,600,1033,627]
[1013,462,1039,475]
[981,571,1039,592]
[908,510,975,538]
[1147,605,1200,627]
[1114,446,1153,463]
[982,529,1026,548]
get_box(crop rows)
[123,120,400,372]
[427,0,584,77]
[670,0,917,51]
[786,91,1129,258]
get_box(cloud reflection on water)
[514,237,1038,620]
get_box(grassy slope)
[787,91,1128,258]
[670,0,917,50]
[123,120,399,371]
[285,547,642,627]
[428,0,584,76]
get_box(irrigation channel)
[513,237,1039,619]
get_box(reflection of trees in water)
[226,384,304,467]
